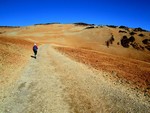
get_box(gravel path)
[0,45,70,113]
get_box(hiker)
[33,43,38,58]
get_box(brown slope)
[55,46,150,96]
[0,36,33,88]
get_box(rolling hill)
[0,23,150,112]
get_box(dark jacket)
[33,45,38,51]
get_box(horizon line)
[0,22,149,31]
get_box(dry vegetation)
[55,46,150,96]
[0,36,33,87]
[0,24,150,112]
[1,24,150,94]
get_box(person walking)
[33,43,38,58]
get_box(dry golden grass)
[0,36,33,87]
[0,25,150,112]
[55,46,150,96]
[0,24,150,90]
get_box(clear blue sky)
[0,0,150,30]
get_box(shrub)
[138,33,144,37]
[130,42,144,50]
[122,36,128,39]
[0,26,20,28]
[34,22,60,25]
[119,30,127,33]
[142,39,150,44]
[105,35,115,47]
[128,36,135,42]
[140,45,145,50]
[134,27,147,32]
[106,25,118,28]
[110,35,114,41]
[130,32,136,35]
[121,36,130,48]
[85,26,95,29]
[145,46,150,51]
[74,22,94,26]
[119,26,129,31]
[106,41,109,47]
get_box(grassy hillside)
[0,36,33,88]
[0,23,150,107]
[0,24,150,62]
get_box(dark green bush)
[139,34,144,37]
[129,36,135,42]
[130,32,136,35]
[142,39,150,44]
[134,27,147,32]
[121,36,130,48]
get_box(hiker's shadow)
[31,55,36,59]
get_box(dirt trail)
[0,45,70,113]
[0,44,149,113]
